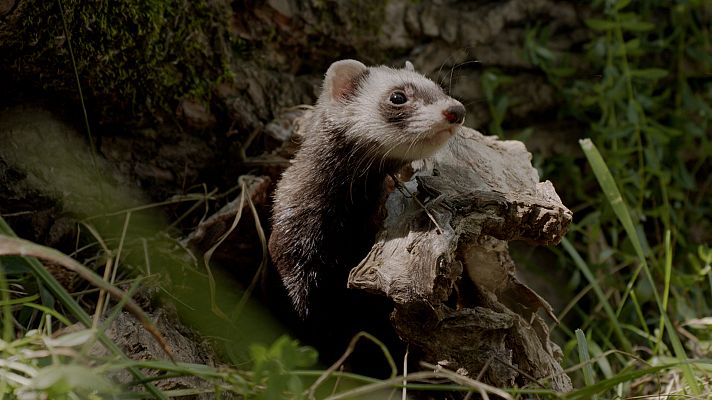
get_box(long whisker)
[346,139,383,203]
[347,141,376,201]
[404,130,427,160]
[448,59,480,94]
[362,140,387,191]
[378,142,400,171]
[437,54,456,87]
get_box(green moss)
[5,0,235,123]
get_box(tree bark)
[349,128,573,390]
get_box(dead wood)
[349,128,573,391]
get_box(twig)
[0,235,174,362]
[307,332,397,399]
[420,361,513,400]
[389,173,444,234]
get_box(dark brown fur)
[268,121,405,369]
[267,60,464,371]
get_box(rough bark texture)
[100,310,220,397]
[349,129,573,390]
[75,308,236,400]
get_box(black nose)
[443,104,465,124]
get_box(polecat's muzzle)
[443,104,466,125]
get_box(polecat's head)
[317,59,466,161]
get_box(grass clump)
[499,0,712,397]
[478,0,710,397]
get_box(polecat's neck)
[269,124,406,318]
[305,129,403,220]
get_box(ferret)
[268,59,464,363]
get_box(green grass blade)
[579,138,701,394]
[0,216,168,399]
[579,140,641,260]
[0,265,12,342]
[657,229,672,353]
[562,238,631,352]
[575,329,596,395]
[628,291,653,349]
[564,361,701,400]
[19,303,73,327]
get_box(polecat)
[268,59,464,359]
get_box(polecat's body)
[268,60,464,363]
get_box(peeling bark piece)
[349,127,573,391]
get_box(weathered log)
[349,128,573,391]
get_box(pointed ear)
[404,60,415,72]
[323,59,368,102]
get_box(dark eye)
[389,91,408,105]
